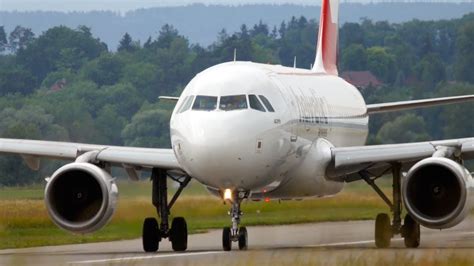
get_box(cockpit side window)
[192,95,217,111]
[249,94,266,112]
[178,95,195,113]
[219,95,248,111]
[258,95,275,112]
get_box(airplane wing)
[328,138,474,182]
[0,138,181,172]
[366,95,474,114]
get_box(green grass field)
[0,178,392,249]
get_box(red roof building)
[341,71,382,90]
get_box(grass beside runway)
[0,179,391,249]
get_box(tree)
[278,18,317,67]
[95,104,127,145]
[118,33,138,53]
[144,36,152,49]
[367,46,397,83]
[0,105,68,185]
[8,26,35,52]
[251,20,269,37]
[439,83,474,139]
[15,26,106,85]
[0,26,7,53]
[155,24,179,49]
[414,53,446,89]
[80,53,124,86]
[339,22,365,49]
[121,62,158,99]
[341,44,367,71]
[454,21,474,83]
[375,114,430,144]
[122,105,172,148]
[0,66,37,95]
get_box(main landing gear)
[142,168,191,252]
[222,190,248,251]
[361,163,420,248]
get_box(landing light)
[224,189,233,201]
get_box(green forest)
[0,13,474,185]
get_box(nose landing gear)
[222,190,248,251]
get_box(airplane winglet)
[312,0,339,76]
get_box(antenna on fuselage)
[293,56,297,68]
[233,48,237,62]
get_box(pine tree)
[0,26,7,53]
[118,33,134,52]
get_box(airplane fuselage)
[171,61,368,199]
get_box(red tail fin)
[313,0,339,76]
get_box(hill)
[1,2,474,49]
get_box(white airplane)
[2,0,474,252]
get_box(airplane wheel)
[238,227,248,250]
[403,214,420,248]
[143,217,160,252]
[375,213,392,248]
[170,217,188,251]
[222,227,232,251]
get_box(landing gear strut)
[361,163,420,248]
[222,191,248,251]
[142,168,191,252]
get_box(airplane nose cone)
[172,111,273,190]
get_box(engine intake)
[44,162,118,234]
[402,157,472,229]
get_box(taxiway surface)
[1,218,474,265]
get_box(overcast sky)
[1,0,473,12]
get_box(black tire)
[238,227,248,250]
[222,227,232,251]
[142,217,160,252]
[375,213,392,248]
[170,217,188,251]
[403,214,420,248]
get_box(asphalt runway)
[1,218,474,265]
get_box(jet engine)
[44,162,118,234]
[402,157,473,229]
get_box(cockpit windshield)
[183,94,273,113]
[219,95,248,111]
[258,95,275,112]
[178,95,195,113]
[192,95,217,111]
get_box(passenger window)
[258,95,275,112]
[192,95,217,111]
[179,95,195,113]
[219,95,248,111]
[249,95,266,112]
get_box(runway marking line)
[68,251,224,264]
[305,238,403,248]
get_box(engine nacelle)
[402,157,473,229]
[44,162,118,234]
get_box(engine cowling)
[44,162,118,234]
[402,157,473,229]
